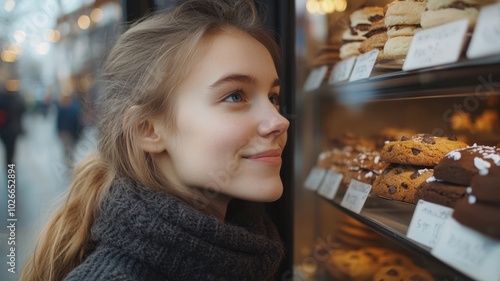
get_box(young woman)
[20,0,290,280]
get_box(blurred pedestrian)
[0,87,26,166]
[56,94,83,166]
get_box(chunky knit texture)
[64,177,285,281]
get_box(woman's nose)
[258,106,290,137]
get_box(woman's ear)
[124,106,166,154]
[137,119,166,154]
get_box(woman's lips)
[243,149,282,165]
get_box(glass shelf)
[321,55,500,104]
[319,191,475,281]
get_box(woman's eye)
[269,93,280,107]
[224,90,244,103]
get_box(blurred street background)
[0,0,122,279]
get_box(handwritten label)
[340,180,372,213]
[304,167,327,191]
[431,218,500,281]
[304,66,328,92]
[329,56,356,84]
[467,3,500,59]
[407,200,453,248]
[403,19,469,71]
[317,171,343,200]
[349,49,379,82]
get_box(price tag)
[304,167,327,191]
[431,218,500,281]
[406,200,453,248]
[349,49,379,82]
[340,180,372,213]
[329,56,356,84]
[403,19,469,71]
[303,65,328,92]
[467,3,500,59]
[317,170,343,200]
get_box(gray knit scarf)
[64,177,284,281]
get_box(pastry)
[361,247,415,268]
[452,197,500,240]
[420,7,479,29]
[340,42,363,59]
[420,0,496,29]
[383,0,427,59]
[467,164,500,204]
[372,164,434,204]
[359,20,388,61]
[373,265,435,281]
[452,162,500,240]
[433,145,500,186]
[413,176,467,207]
[383,36,414,60]
[387,25,422,38]
[474,109,499,133]
[340,6,385,59]
[326,248,380,281]
[380,134,468,166]
[450,110,474,131]
[384,1,427,27]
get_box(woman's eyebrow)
[209,74,280,88]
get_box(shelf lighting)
[306,0,347,14]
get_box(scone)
[383,36,414,60]
[420,0,496,29]
[433,145,500,186]
[384,0,427,27]
[372,164,434,203]
[380,134,468,166]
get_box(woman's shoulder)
[63,246,165,281]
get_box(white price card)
[340,180,372,213]
[467,3,500,59]
[431,218,500,281]
[304,167,327,191]
[349,49,379,82]
[303,65,328,92]
[329,56,356,84]
[317,170,343,200]
[406,200,453,248]
[403,19,469,71]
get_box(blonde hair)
[20,1,280,280]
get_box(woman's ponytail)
[20,152,115,281]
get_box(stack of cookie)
[340,6,384,59]
[453,162,500,240]
[358,19,388,61]
[373,134,468,204]
[383,0,427,60]
[317,134,388,188]
[415,145,499,208]
[326,246,434,281]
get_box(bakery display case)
[293,0,500,280]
